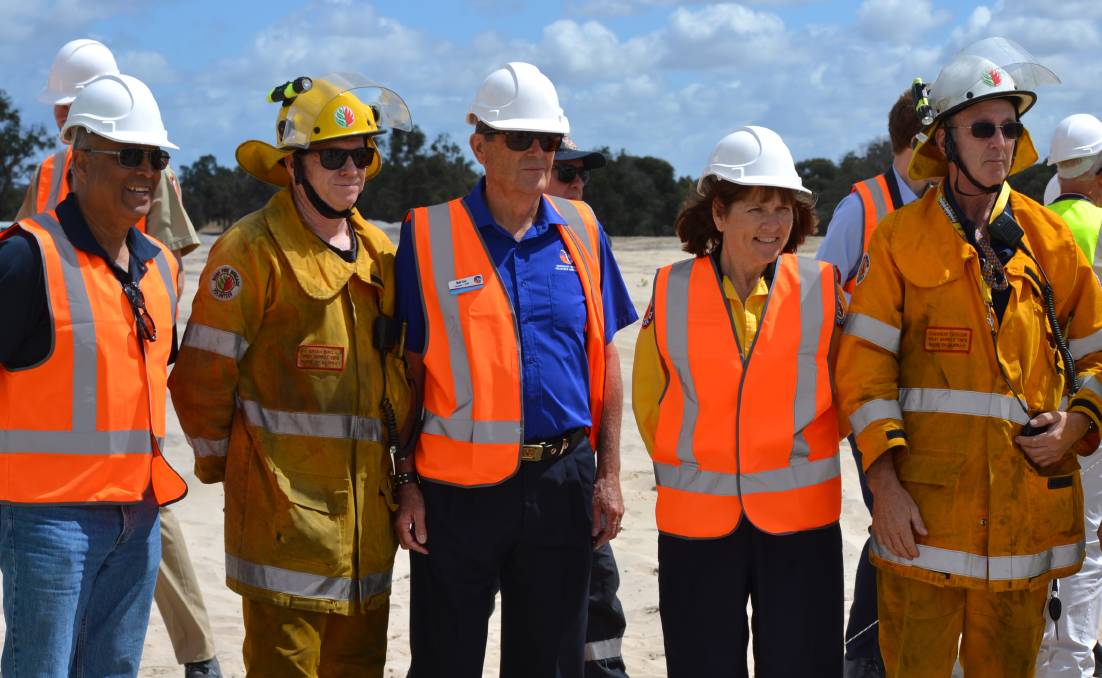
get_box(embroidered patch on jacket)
[209,265,242,301]
[855,253,871,286]
[296,344,346,371]
[924,327,972,353]
[641,302,655,329]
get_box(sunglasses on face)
[122,283,157,343]
[305,146,376,170]
[83,147,171,170]
[553,164,590,184]
[483,129,564,153]
[946,121,1025,140]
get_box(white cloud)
[118,50,178,86]
[856,0,952,42]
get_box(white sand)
[0,233,872,677]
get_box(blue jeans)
[0,495,161,677]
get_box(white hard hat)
[60,74,178,150]
[928,54,1035,123]
[1043,173,1061,205]
[697,126,810,196]
[39,39,120,105]
[466,62,569,134]
[1047,113,1102,179]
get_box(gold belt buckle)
[520,444,543,462]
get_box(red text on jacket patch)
[296,344,346,371]
[924,327,972,353]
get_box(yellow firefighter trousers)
[242,597,388,677]
[878,568,1049,677]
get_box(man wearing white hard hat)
[0,73,188,676]
[393,62,637,677]
[18,39,200,262]
[836,37,1102,676]
[1036,112,1102,678]
[16,39,221,678]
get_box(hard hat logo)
[983,68,1004,88]
[334,105,356,129]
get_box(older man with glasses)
[393,62,637,678]
[0,73,187,677]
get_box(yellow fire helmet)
[236,72,413,187]
[908,37,1059,183]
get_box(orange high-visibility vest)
[650,254,841,538]
[845,173,896,293]
[409,196,606,487]
[0,212,186,505]
[36,147,148,233]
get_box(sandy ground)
[0,231,875,676]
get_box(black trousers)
[846,437,882,664]
[585,542,630,678]
[408,439,595,678]
[659,519,844,678]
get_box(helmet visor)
[280,72,413,149]
[955,37,1061,90]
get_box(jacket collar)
[263,188,381,300]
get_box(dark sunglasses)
[553,164,590,184]
[305,146,377,170]
[946,121,1025,140]
[480,127,563,153]
[122,283,157,343]
[83,147,171,170]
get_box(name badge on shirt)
[448,274,485,295]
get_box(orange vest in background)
[0,212,185,505]
[650,254,842,538]
[409,195,606,487]
[36,147,148,234]
[845,173,895,293]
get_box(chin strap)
[292,153,355,219]
[944,127,1017,198]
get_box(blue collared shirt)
[395,178,638,441]
[817,166,919,286]
[0,193,170,369]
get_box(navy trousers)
[408,439,595,678]
[847,436,883,664]
[659,520,844,678]
[584,542,630,678]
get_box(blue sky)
[4,0,1101,178]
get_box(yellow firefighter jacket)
[169,189,408,614]
[837,183,1102,591]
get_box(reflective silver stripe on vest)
[548,197,597,270]
[1070,329,1102,361]
[584,637,623,662]
[240,399,382,441]
[420,411,520,444]
[663,259,699,465]
[871,538,1084,581]
[850,399,904,436]
[33,214,98,431]
[0,429,152,455]
[654,454,839,496]
[149,246,177,325]
[844,313,901,354]
[791,258,827,464]
[182,323,250,361]
[899,388,1030,426]
[860,176,890,223]
[226,554,392,602]
[188,435,229,458]
[45,148,69,210]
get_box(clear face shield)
[279,72,414,149]
[951,37,1061,100]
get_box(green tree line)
[1,89,1051,234]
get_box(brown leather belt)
[520,428,586,462]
